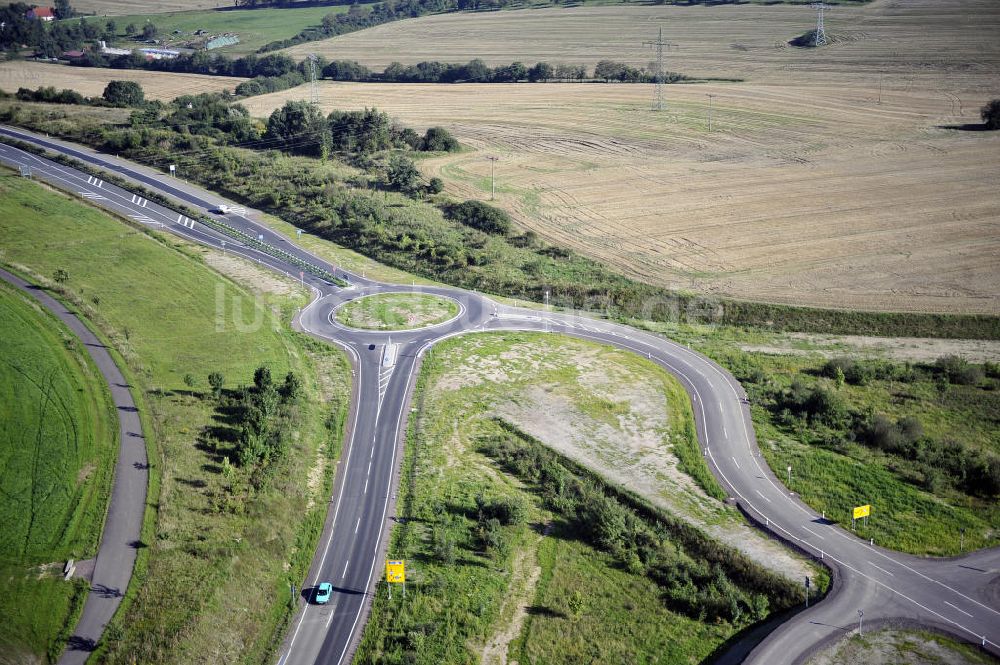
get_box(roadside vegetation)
[2,97,996,340]
[0,280,116,663]
[0,170,350,663]
[358,332,804,664]
[335,292,458,330]
[630,320,1000,556]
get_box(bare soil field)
[257,0,1000,314]
[0,61,244,100]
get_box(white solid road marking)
[731,456,740,469]
[868,561,895,577]
[342,560,349,579]
[755,489,772,503]
[945,601,974,618]
[801,526,825,540]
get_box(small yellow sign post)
[852,505,871,530]
[386,560,405,598]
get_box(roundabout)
[332,291,462,331]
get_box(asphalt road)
[0,267,149,664]
[2,127,997,665]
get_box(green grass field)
[96,6,357,55]
[335,292,458,330]
[0,281,116,662]
[357,331,799,664]
[0,171,350,663]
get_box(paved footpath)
[0,268,149,663]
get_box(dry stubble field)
[0,60,245,100]
[265,0,1000,314]
[43,0,226,15]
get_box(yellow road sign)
[853,505,871,520]
[386,560,405,584]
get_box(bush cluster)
[480,423,798,625]
[211,366,302,487]
[748,356,1000,499]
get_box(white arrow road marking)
[755,489,772,503]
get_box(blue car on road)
[314,582,332,604]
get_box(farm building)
[139,48,179,60]
[25,7,55,21]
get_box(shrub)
[447,201,513,235]
[935,355,984,385]
[421,126,459,152]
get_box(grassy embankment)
[630,320,1000,556]
[808,628,1000,665]
[0,170,350,663]
[357,332,804,664]
[0,101,997,340]
[0,282,117,663]
[335,292,458,330]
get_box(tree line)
[10,79,149,107]
[320,58,680,84]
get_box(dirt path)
[479,533,545,665]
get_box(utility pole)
[307,53,319,105]
[544,289,550,333]
[643,27,675,111]
[707,93,716,132]
[486,155,498,200]
[811,3,830,47]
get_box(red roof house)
[26,7,56,21]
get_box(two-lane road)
[2,128,996,665]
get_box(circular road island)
[335,292,459,331]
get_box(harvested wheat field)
[259,0,1000,314]
[0,60,245,101]
[55,0,225,15]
